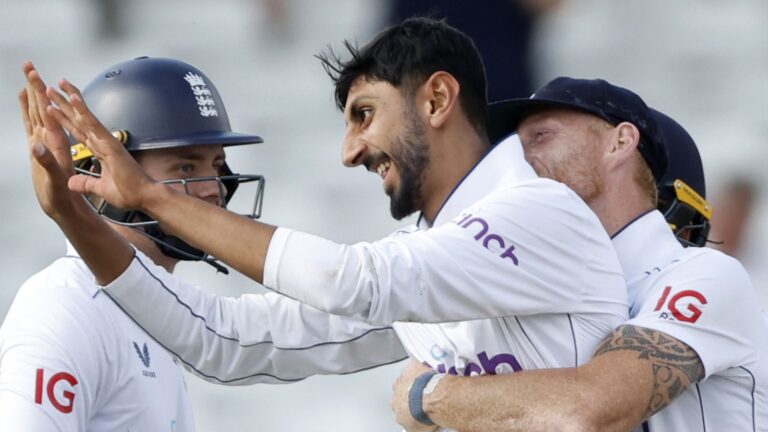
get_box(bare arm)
[44,78,276,284]
[392,325,704,432]
[21,62,134,285]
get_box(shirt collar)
[611,210,684,282]
[417,134,536,230]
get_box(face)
[342,78,430,220]
[134,144,227,207]
[518,109,608,204]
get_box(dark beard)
[389,112,430,220]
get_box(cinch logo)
[453,213,519,265]
[35,369,78,414]
[653,286,707,323]
[435,351,523,376]
[133,341,156,378]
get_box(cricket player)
[393,78,768,431]
[38,18,631,430]
[19,55,410,389]
[0,58,255,431]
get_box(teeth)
[376,161,391,178]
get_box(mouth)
[375,160,392,179]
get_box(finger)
[47,84,104,150]
[25,76,42,131]
[30,139,59,174]
[46,85,78,122]
[43,128,76,177]
[59,88,120,158]
[68,173,99,195]
[26,69,60,133]
[47,105,87,144]
[58,78,84,101]
[19,89,33,139]
[22,61,35,76]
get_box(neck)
[421,125,490,224]
[588,182,654,237]
[114,224,178,273]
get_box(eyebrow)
[167,150,226,162]
[345,95,376,118]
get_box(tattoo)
[594,325,704,418]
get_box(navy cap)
[488,77,668,181]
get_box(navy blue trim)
[739,366,757,432]
[641,421,650,432]
[567,313,578,367]
[695,382,706,431]
[418,141,498,226]
[514,317,543,360]
[104,285,406,384]
[133,255,396,350]
[97,254,407,383]
[610,208,655,239]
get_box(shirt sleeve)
[103,252,408,385]
[0,279,103,432]
[264,181,626,325]
[0,392,63,431]
[625,250,762,379]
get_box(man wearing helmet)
[2,57,409,430]
[391,79,768,432]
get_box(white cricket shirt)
[614,211,767,431]
[0,244,194,431]
[263,135,628,376]
[102,135,628,431]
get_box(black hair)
[317,17,488,134]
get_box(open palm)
[44,77,156,211]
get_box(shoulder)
[662,247,752,293]
[2,257,116,349]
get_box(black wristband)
[408,371,437,426]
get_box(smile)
[375,160,391,179]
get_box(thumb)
[68,173,95,195]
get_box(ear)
[606,122,641,165]
[418,71,460,129]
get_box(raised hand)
[44,79,157,211]
[21,61,81,220]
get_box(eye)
[213,160,226,173]
[357,107,373,124]
[177,163,196,175]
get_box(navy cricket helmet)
[652,109,712,247]
[71,56,265,271]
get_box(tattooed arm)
[391,325,704,432]
[592,325,704,419]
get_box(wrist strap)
[408,371,443,426]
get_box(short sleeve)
[626,251,762,378]
[0,277,107,431]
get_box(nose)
[342,131,367,167]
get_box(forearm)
[425,370,591,432]
[143,183,276,282]
[423,354,650,432]
[54,194,134,285]
[104,253,408,384]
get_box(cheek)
[524,147,557,177]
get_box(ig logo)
[35,368,78,414]
[653,286,707,323]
